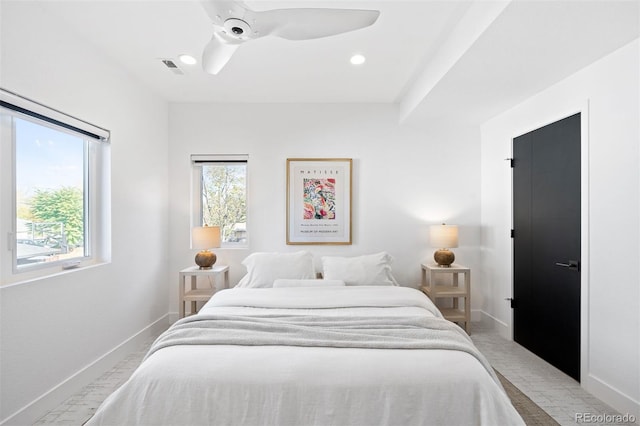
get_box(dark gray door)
[513,113,581,381]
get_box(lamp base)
[434,249,455,267]
[195,250,217,269]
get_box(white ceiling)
[35,0,639,123]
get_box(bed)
[87,283,524,425]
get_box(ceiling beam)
[398,0,512,124]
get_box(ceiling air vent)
[160,59,184,75]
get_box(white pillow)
[273,279,346,288]
[236,251,316,288]
[321,252,399,286]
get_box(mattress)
[86,286,524,426]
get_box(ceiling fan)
[200,1,380,74]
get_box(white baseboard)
[583,374,640,421]
[1,314,170,426]
[477,309,511,340]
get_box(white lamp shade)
[430,224,458,248]
[191,226,221,250]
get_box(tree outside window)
[201,163,247,244]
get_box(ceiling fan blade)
[202,32,240,74]
[199,2,379,73]
[256,8,380,41]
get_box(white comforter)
[87,286,524,426]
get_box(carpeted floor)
[496,370,560,425]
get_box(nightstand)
[420,263,471,334]
[179,265,229,318]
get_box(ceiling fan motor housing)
[224,18,252,39]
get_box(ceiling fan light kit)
[223,18,253,38]
[200,0,380,74]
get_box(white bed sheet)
[87,286,524,426]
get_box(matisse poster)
[286,158,352,244]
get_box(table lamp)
[191,225,221,269]
[430,224,458,267]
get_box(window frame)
[0,89,110,285]
[191,154,249,249]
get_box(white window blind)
[0,88,110,142]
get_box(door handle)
[555,260,580,271]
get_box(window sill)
[1,260,110,288]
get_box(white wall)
[168,103,483,316]
[480,39,639,416]
[0,3,170,424]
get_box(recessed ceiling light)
[178,54,197,65]
[350,54,366,65]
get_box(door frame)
[509,100,590,384]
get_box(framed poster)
[286,158,352,245]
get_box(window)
[14,117,87,266]
[1,89,110,284]
[191,155,248,247]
